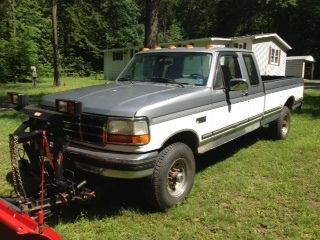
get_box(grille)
[63,114,106,145]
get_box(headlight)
[7,92,29,107]
[105,118,150,145]
[56,99,82,116]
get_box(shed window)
[113,52,123,61]
[269,47,280,65]
[233,43,246,49]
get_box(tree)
[0,0,319,80]
[52,0,61,86]
[176,0,217,39]
[57,0,143,74]
[144,0,160,48]
[158,21,183,43]
[158,0,180,41]
[0,1,11,39]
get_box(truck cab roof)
[137,46,253,54]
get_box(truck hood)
[41,82,212,122]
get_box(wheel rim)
[281,115,289,136]
[167,158,188,198]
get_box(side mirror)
[229,78,249,91]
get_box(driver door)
[210,53,250,139]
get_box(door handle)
[242,91,248,96]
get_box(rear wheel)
[270,106,291,140]
[148,142,195,210]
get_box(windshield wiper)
[150,77,185,88]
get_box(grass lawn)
[0,78,319,239]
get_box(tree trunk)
[51,0,61,86]
[10,0,16,37]
[144,0,160,48]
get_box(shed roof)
[286,55,315,62]
[102,33,291,52]
[231,33,292,50]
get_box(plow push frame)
[0,92,95,240]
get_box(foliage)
[158,21,184,43]
[0,35,38,82]
[0,0,320,81]
[59,0,143,72]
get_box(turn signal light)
[107,134,150,145]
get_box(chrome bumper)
[66,145,158,179]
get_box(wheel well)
[162,131,199,153]
[285,96,295,110]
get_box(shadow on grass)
[0,111,27,121]
[297,92,320,118]
[196,127,270,173]
[304,81,320,90]
[3,127,273,227]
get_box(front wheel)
[148,143,195,211]
[270,106,291,140]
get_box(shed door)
[304,62,313,79]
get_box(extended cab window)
[243,54,259,85]
[215,55,242,89]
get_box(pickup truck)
[18,47,304,210]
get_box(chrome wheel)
[149,142,195,210]
[167,158,188,197]
[281,114,289,136]
[270,106,291,140]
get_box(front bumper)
[66,144,158,179]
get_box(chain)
[9,134,27,200]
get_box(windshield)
[117,52,213,86]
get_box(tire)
[270,106,291,140]
[148,142,195,211]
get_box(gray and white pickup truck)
[24,47,304,210]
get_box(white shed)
[102,37,230,80]
[103,33,292,80]
[286,56,315,79]
[227,33,292,76]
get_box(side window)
[243,55,259,85]
[214,66,224,89]
[218,55,242,89]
